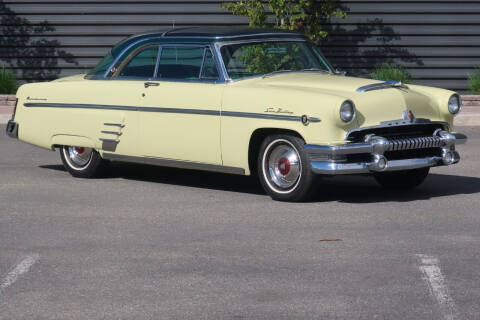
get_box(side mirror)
[334,69,347,76]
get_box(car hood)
[253,73,442,127]
[259,72,384,94]
[52,74,87,82]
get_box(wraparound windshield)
[220,41,333,80]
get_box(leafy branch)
[221,0,346,41]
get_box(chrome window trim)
[163,33,306,40]
[213,42,231,82]
[156,44,222,82]
[111,42,224,83]
[114,44,161,79]
[104,36,162,78]
[101,36,308,82]
[153,45,163,78]
[199,47,207,79]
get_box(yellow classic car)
[6,27,467,201]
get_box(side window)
[157,46,204,80]
[201,49,219,80]
[119,46,159,78]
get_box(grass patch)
[469,67,480,94]
[370,63,413,84]
[0,67,17,94]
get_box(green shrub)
[469,67,480,94]
[0,67,17,94]
[370,63,413,84]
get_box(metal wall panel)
[1,0,479,92]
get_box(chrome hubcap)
[66,146,93,168]
[265,141,301,190]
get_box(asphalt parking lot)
[1,125,479,320]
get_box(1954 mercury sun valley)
[6,27,467,201]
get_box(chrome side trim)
[311,157,443,175]
[102,153,245,175]
[24,102,320,124]
[101,131,122,136]
[221,111,321,123]
[104,123,125,128]
[357,80,409,93]
[26,102,134,111]
[99,138,120,143]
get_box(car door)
[137,45,224,165]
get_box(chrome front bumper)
[306,130,467,175]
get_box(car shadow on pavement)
[309,173,480,203]
[40,163,265,195]
[40,163,480,202]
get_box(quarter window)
[119,46,159,78]
[201,49,219,80]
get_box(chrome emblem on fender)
[402,110,415,122]
[264,107,293,114]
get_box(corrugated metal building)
[1,0,479,92]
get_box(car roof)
[111,26,308,57]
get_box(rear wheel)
[257,134,315,202]
[60,146,108,178]
[374,167,430,189]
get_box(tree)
[0,1,77,81]
[221,0,346,41]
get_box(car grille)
[384,136,443,151]
[344,123,448,162]
[346,123,446,142]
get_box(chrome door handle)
[144,82,159,88]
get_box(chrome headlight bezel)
[448,94,462,115]
[339,100,356,123]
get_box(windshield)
[86,52,114,78]
[220,41,333,80]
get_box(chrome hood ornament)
[357,80,409,93]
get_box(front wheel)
[60,146,108,178]
[374,167,430,189]
[257,134,315,202]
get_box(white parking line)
[0,254,39,296]
[416,254,459,320]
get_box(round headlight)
[340,100,356,123]
[448,94,461,115]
